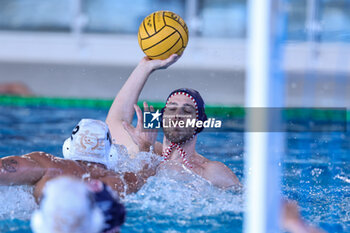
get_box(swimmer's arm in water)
[282,201,326,233]
[122,164,157,194]
[106,55,180,154]
[202,161,242,189]
[103,164,157,195]
[0,152,46,186]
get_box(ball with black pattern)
[138,11,189,60]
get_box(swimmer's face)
[163,94,197,143]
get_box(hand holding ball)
[138,11,189,60]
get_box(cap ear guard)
[93,184,126,232]
[62,138,71,159]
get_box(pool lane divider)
[0,95,348,122]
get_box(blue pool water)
[0,105,349,233]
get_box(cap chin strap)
[161,134,195,169]
[161,91,199,169]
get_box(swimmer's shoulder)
[193,153,210,165]
[23,151,75,167]
[22,151,57,161]
[204,160,229,172]
[201,159,241,189]
[194,153,230,173]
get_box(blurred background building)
[0,0,349,106]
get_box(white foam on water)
[124,157,244,218]
[0,185,37,220]
[335,174,350,183]
[108,149,163,173]
[108,149,243,217]
[0,150,242,230]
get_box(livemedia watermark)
[142,108,347,132]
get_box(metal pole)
[304,0,321,107]
[71,0,87,48]
[244,0,285,232]
[185,0,200,36]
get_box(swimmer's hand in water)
[122,102,157,152]
[140,54,180,73]
[282,200,325,233]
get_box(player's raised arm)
[106,55,179,155]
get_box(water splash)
[0,185,37,220]
[107,150,244,217]
[108,148,163,173]
[125,160,243,217]
[334,174,350,183]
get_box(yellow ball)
[138,11,189,60]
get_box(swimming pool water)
[0,105,349,233]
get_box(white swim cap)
[62,119,115,166]
[31,176,104,233]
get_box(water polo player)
[106,55,241,189]
[0,119,158,202]
[31,177,126,233]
